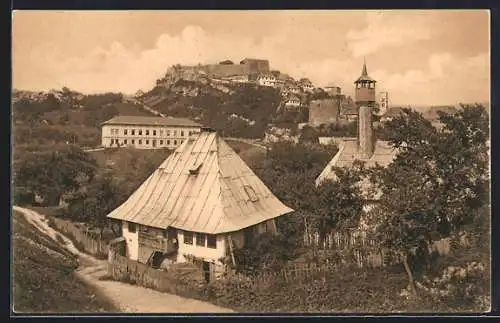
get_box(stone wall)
[308,98,341,127]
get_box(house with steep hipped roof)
[107,130,294,275]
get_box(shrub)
[416,261,489,311]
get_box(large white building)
[101,116,203,149]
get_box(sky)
[12,10,490,106]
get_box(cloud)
[346,11,432,57]
[371,52,489,105]
[14,23,489,106]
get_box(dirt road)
[13,206,235,314]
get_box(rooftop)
[316,139,398,194]
[102,115,203,127]
[355,60,376,83]
[423,106,459,121]
[107,132,294,234]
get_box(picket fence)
[50,217,110,258]
[108,254,206,296]
[303,229,376,249]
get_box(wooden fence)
[303,229,377,249]
[50,217,110,259]
[302,229,451,269]
[108,254,206,296]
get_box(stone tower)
[354,59,377,159]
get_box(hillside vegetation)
[12,211,117,313]
[12,90,154,149]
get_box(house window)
[132,139,135,144]
[160,130,164,136]
[166,131,170,137]
[128,222,136,233]
[124,129,128,135]
[153,130,157,136]
[146,130,150,136]
[207,235,216,249]
[124,139,127,145]
[196,233,206,247]
[181,131,184,136]
[184,231,193,245]
[174,130,177,136]
[139,139,142,144]
[139,130,143,135]
[174,140,177,145]
[131,129,135,135]
[160,140,163,145]
[167,140,170,145]
[146,140,149,145]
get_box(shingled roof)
[107,131,294,234]
[315,139,398,197]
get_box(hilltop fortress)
[165,58,270,81]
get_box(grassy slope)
[11,211,118,313]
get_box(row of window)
[110,138,183,146]
[109,128,194,137]
[184,231,217,249]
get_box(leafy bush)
[233,232,300,274]
[416,261,489,311]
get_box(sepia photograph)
[11,10,491,314]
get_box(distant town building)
[101,116,202,149]
[284,95,301,109]
[323,85,342,97]
[380,106,407,122]
[287,85,301,94]
[299,78,314,92]
[423,106,458,122]
[257,73,278,87]
[378,91,389,116]
[107,131,293,278]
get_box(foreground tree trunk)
[402,252,417,296]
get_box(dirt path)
[13,206,235,314]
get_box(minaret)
[354,58,377,159]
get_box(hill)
[12,89,155,149]
[138,79,301,139]
[11,210,117,313]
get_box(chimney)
[358,105,374,159]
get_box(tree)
[219,59,234,65]
[13,146,98,206]
[311,161,366,247]
[67,172,124,235]
[367,105,489,295]
[299,125,319,144]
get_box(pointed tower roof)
[107,131,294,234]
[355,58,376,83]
[361,57,368,76]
